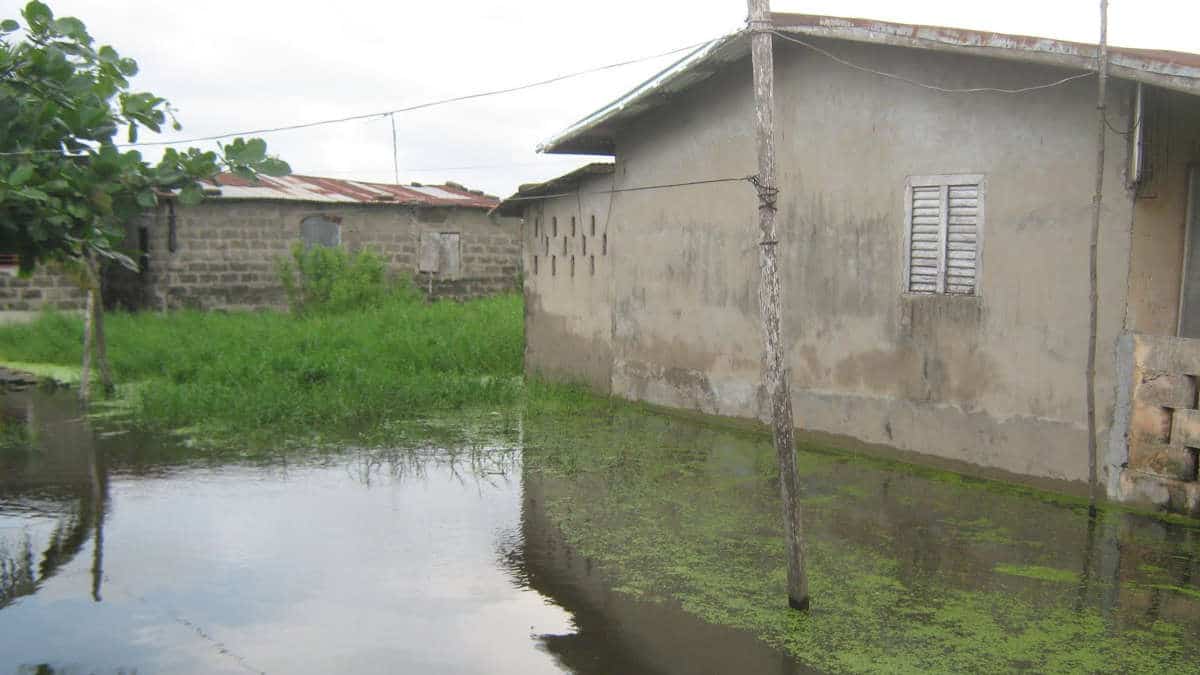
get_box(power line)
[0,36,715,158]
[118,38,715,148]
[498,175,753,203]
[301,158,588,175]
[769,30,1096,94]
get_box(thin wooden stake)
[748,0,809,611]
[1086,0,1109,516]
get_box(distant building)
[1,174,521,313]
[497,14,1200,514]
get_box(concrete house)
[497,14,1200,514]
[1,174,521,314]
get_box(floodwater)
[2,387,1199,674]
[0,388,794,674]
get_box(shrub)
[277,244,410,313]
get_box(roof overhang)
[492,163,615,216]
[538,13,1200,156]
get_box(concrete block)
[1135,372,1197,409]
[1128,441,1198,480]
[1118,468,1200,514]
[1130,401,1172,443]
[1172,408,1200,451]
[1135,334,1200,376]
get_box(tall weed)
[277,244,414,314]
[0,293,525,444]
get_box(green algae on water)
[994,564,1079,584]
[521,393,1200,675]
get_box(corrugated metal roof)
[539,12,1200,155]
[202,173,500,209]
[492,163,615,216]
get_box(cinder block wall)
[116,199,521,310]
[0,265,85,311]
[1115,334,1200,515]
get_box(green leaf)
[8,162,35,187]
[23,1,52,28]
[15,186,49,202]
[244,138,267,162]
[258,157,291,177]
[52,16,86,40]
[135,189,157,208]
[0,19,19,33]
[97,45,119,63]
[66,201,89,219]
[178,184,203,207]
[90,189,113,213]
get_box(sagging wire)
[499,175,755,204]
[0,36,716,157]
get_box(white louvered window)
[904,175,984,296]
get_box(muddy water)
[0,389,797,674]
[2,388,1200,674]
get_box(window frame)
[902,173,986,297]
[300,214,341,249]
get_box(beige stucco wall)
[522,174,615,391]
[527,38,1146,489]
[1126,90,1200,335]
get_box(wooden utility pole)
[1086,0,1109,516]
[747,0,809,611]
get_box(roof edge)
[492,163,615,216]
[537,13,1200,156]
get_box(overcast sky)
[3,0,1197,197]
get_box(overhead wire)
[498,175,754,204]
[0,36,715,157]
[116,38,714,148]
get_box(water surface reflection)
[1,389,799,674]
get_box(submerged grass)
[0,294,524,444]
[520,384,1200,674]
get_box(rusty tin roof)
[539,12,1200,155]
[493,163,615,216]
[203,173,500,209]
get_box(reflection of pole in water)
[1075,512,1099,612]
[89,439,107,602]
[1076,511,1123,618]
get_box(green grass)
[0,294,524,444]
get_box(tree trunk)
[80,283,94,402]
[748,0,810,611]
[87,257,114,396]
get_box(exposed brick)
[1136,372,1197,409]
[1129,442,1199,481]
[1171,408,1200,450]
[1130,402,1171,444]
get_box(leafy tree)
[0,1,290,398]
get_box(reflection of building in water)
[0,389,107,609]
[508,471,809,675]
